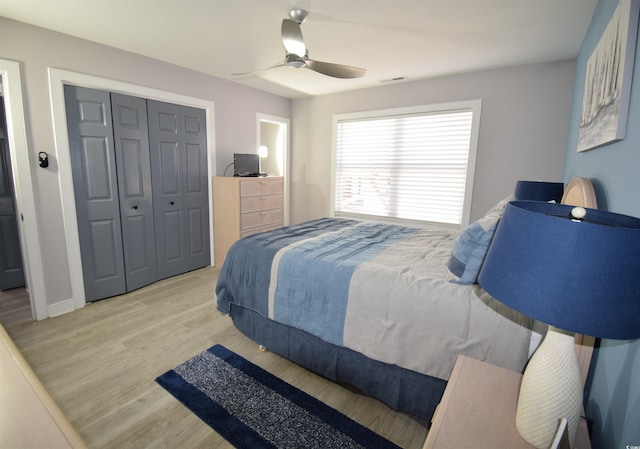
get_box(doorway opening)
[0,59,46,320]
[257,113,290,225]
[0,84,26,291]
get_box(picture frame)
[577,0,640,152]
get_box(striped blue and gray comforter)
[216,218,533,381]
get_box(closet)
[64,85,209,302]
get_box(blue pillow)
[448,195,514,284]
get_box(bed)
[215,177,596,421]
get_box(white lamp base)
[515,327,583,449]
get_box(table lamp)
[478,201,640,449]
[514,180,564,202]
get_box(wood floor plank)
[0,267,428,449]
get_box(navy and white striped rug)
[156,345,401,449]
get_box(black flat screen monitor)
[233,153,260,177]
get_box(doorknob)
[170,201,175,205]
[131,205,138,210]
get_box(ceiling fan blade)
[237,10,367,81]
[232,60,288,78]
[305,59,367,79]
[281,19,306,56]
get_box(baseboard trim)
[47,298,83,319]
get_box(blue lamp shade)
[514,181,564,202]
[478,201,640,340]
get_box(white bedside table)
[423,355,591,449]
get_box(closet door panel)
[187,208,205,256]
[111,93,158,292]
[125,215,151,269]
[162,210,183,261]
[181,107,210,271]
[81,137,119,269]
[148,101,209,278]
[158,142,181,194]
[64,85,126,301]
[89,219,122,279]
[148,101,187,280]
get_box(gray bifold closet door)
[64,86,209,302]
[147,100,210,280]
[111,93,158,291]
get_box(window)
[332,100,481,228]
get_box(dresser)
[213,176,284,266]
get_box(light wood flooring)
[0,267,428,449]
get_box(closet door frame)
[49,69,216,313]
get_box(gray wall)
[0,18,291,308]
[562,0,640,446]
[289,60,576,224]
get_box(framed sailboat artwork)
[577,0,639,152]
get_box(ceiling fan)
[233,9,366,79]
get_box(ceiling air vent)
[380,76,408,83]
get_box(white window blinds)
[333,101,480,227]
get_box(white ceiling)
[0,0,597,99]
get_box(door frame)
[49,68,216,313]
[257,113,290,225]
[0,59,48,320]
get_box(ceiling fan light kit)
[233,9,366,79]
[286,54,306,68]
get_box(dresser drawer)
[241,194,283,213]
[240,178,284,196]
[241,223,283,239]
[241,208,284,231]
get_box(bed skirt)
[229,303,446,422]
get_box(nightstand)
[423,355,591,449]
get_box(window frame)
[330,99,482,230]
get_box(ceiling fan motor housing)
[288,9,309,24]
